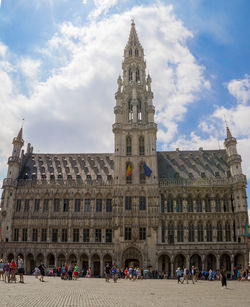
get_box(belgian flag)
[126,165,132,177]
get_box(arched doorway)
[158,255,171,276]
[174,254,186,271]
[220,254,231,276]
[122,247,143,268]
[80,254,88,276]
[36,253,44,266]
[58,254,66,266]
[26,253,35,274]
[234,253,244,269]
[91,254,100,277]
[68,254,77,266]
[190,254,202,270]
[47,253,55,267]
[205,254,216,271]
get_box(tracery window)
[136,69,140,83]
[139,136,144,155]
[161,194,165,213]
[217,223,222,242]
[187,196,193,212]
[197,223,204,242]
[176,196,183,212]
[206,222,213,242]
[129,48,132,56]
[128,100,133,121]
[139,162,145,184]
[215,195,221,212]
[167,195,173,212]
[205,195,211,212]
[225,222,231,241]
[135,49,139,56]
[128,69,132,82]
[188,223,194,242]
[177,223,184,242]
[196,196,202,212]
[168,223,174,244]
[223,195,229,212]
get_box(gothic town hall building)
[0,21,249,277]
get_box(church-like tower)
[113,19,158,186]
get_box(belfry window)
[128,100,133,121]
[135,49,139,57]
[139,136,144,155]
[136,69,140,83]
[128,69,132,82]
[129,48,132,57]
[137,100,142,121]
[126,136,132,156]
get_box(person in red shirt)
[9,259,16,283]
[125,268,128,279]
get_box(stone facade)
[0,20,249,277]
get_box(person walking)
[105,263,111,282]
[39,262,46,282]
[182,267,189,284]
[176,267,182,284]
[220,267,227,289]
[191,266,196,284]
[17,256,24,283]
[112,265,118,283]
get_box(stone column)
[24,255,28,274]
[201,255,205,271]
[170,259,174,279]
[88,258,91,270]
[231,254,234,279]
[100,255,104,278]
[186,255,190,270]
[216,254,220,270]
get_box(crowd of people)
[1,256,250,286]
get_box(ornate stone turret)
[224,126,242,176]
[7,127,24,180]
[113,20,157,185]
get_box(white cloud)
[82,0,88,4]
[227,75,250,105]
[0,42,7,58]
[20,58,41,79]
[88,0,119,19]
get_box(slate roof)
[157,149,230,180]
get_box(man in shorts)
[17,256,24,283]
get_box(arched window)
[139,136,144,156]
[177,223,183,242]
[215,195,221,212]
[217,222,222,242]
[206,222,212,242]
[126,162,132,184]
[197,223,203,242]
[168,223,174,244]
[126,136,132,156]
[135,49,139,57]
[225,222,231,241]
[129,48,132,57]
[187,196,193,212]
[223,195,229,212]
[188,223,194,242]
[205,195,211,212]
[139,162,145,184]
[196,196,202,212]
[128,69,132,82]
[176,196,183,212]
[128,100,133,121]
[167,195,173,212]
[137,100,142,121]
[136,69,140,83]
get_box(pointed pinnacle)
[226,126,232,138]
[17,127,23,140]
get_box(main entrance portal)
[125,259,140,268]
[122,247,143,269]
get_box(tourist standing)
[10,259,16,283]
[105,263,111,282]
[73,264,79,280]
[0,259,4,281]
[4,260,10,283]
[191,266,196,284]
[220,267,227,289]
[112,265,118,283]
[17,256,24,283]
[182,267,189,284]
[143,268,148,280]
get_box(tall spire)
[126,19,142,49]
[226,125,232,139]
[17,127,23,141]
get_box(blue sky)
[0,0,250,215]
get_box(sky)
[0,0,249,218]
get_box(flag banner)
[144,162,152,177]
[245,225,250,237]
[126,165,132,177]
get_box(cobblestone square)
[0,276,249,307]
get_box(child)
[33,266,40,279]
